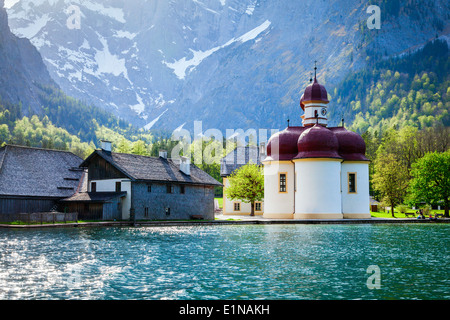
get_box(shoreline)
[0,214,448,229]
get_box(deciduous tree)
[408,151,450,217]
[225,163,264,216]
[372,153,409,217]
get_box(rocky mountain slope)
[5,0,450,133]
[0,0,56,114]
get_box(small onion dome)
[300,77,329,111]
[331,127,369,161]
[295,124,342,159]
[266,126,307,161]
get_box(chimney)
[180,156,190,176]
[101,140,112,153]
[159,150,167,159]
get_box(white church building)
[262,72,371,219]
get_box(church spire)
[300,59,329,127]
[314,60,317,80]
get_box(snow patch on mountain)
[163,20,271,79]
[246,2,256,15]
[14,14,49,38]
[144,109,169,131]
[92,35,130,82]
[174,122,187,133]
[193,0,219,15]
[130,93,146,114]
[4,0,20,8]
[237,20,271,42]
[82,1,126,23]
[114,30,137,40]
[163,46,221,80]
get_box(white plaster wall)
[90,178,131,220]
[263,161,295,218]
[294,160,342,215]
[341,162,370,217]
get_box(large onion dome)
[295,124,341,159]
[300,77,329,111]
[266,126,306,161]
[331,127,369,161]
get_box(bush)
[397,205,408,214]
[421,205,432,216]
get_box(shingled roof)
[81,150,222,186]
[0,145,84,198]
[61,192,127,203]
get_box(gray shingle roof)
[0,145,84,198]
[61,192,127,203]
[220,146,263,177]
[82,150,222,186]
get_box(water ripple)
[0,224,448,300]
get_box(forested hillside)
[331,39,449,133]
[0,87,155,158]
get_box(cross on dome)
[314,60,317,79]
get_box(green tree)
[224,163,264,216]
[408,151,450,217]
[117,137,131,153]
[0,124,10,145]
[131,139,149,156]
[372,153,409,217]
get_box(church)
[262,69,371,219]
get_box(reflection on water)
[0,224,448,300]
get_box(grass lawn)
[371,209,445,219]
[214,198,446,219]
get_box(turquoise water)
[0,224,448,300]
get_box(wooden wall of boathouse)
[61,201,122,221]
[0,196,57,219]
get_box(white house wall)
[90,178,131,220]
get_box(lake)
[0,224,448,300]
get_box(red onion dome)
[300,93,305,110]
[300,77,329,111]
[266,126,306,161]
[331,127,369,161]
[295,124,342,159]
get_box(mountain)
[5,0,450,134]
[0,0,56,114]
[0,0,157,157]
[336,38,449,134]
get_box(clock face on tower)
[321,108,327,116]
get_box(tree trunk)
[391,201,395,218]
[445,199,449,218]
[250,202,255,216]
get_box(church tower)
[262,61,371,220]
[300,63,329,127]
